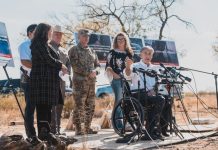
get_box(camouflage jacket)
[68,43,100,77]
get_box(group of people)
[105,32,171,140]
[19,23,100,145]
[18,23,171,145]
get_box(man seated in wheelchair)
[124,46,166,140]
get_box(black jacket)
[30,44,62,105]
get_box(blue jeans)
[111,79,122,104]
[21,82,36,137]
[111,79,123,129]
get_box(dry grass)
[173,93,218,124]
[94,96,114,118]
[0,92,218,150]
[63,94,114,119]
[175,94,217,111]
[0,92,217,126]
[0,93,25,125]
[63,95,75,118]
[0,93,114,126]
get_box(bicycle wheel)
[111,96,144,137]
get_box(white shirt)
[124,60,161,91]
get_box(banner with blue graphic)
[0,21,14,67]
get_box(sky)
[0,0,218,92]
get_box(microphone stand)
[142,72,148,106]
[161,72,184,139]
[160,64,192,123]
[180,66,218,110]
[3,64,25,120]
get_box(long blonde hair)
[112,32,133,56]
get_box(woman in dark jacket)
[30,23,67,142]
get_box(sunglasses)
[117,38,125,42]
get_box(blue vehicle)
[95,84,114,98]
[64,84,113,98]
[0,79,20,94]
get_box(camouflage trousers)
[72,76,96,132]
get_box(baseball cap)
[78,29,90,36]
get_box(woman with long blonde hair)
[105,32,134,120]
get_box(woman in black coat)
[30,23,67,142]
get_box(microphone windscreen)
[160,63,164,67]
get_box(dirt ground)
[0,93,218,149]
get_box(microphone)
[150,70,157,75]
[170,68,192,82]
[160,63,191,82]
[133,67,147,74]
[132,67,139,74]
[139,68,147,73]
[133,67,156,77]
[160,63,171,73]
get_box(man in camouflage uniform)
[68,29,100,135]
[50,25,71,135]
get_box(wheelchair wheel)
[111,96,144,137]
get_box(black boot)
[162,131,170,137]
[162,126,169,137]
[150,114,164,140]
[38,127,49,141]
[38,121,58,145]
[141,131,153,141]
[48,132,58,145]
[26,136,42,146]
[151,127,164,140]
